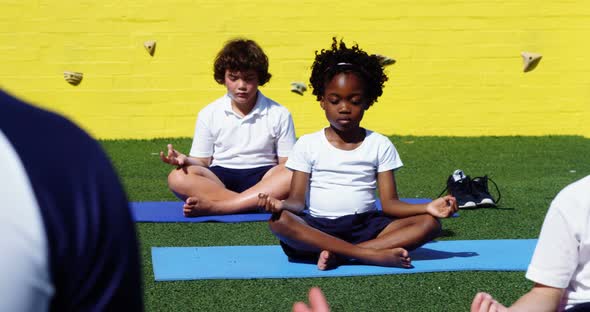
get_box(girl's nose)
[338,102,351,113]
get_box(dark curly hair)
[213,38,272,86]
[309,38,388,108]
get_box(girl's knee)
[420,214,441,233]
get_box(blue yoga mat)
[132,198,435,223]
[151,239,536,281]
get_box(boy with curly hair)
[161,38,296,216]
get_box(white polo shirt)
[189,91,296,169]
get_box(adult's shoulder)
[1,91,76,130]
[0,91,98,157]
[0,92,122,209]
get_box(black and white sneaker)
[472,175,501,208]
[446,169,477,209]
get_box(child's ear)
[319,98,326,110]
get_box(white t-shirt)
[0,131,52,312]
[286,129,403,219]
[525,175,590,310]
[189,91,296,169]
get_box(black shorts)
[209,165,274,193]
[280,210,394,262]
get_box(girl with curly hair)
[258,38,457,270]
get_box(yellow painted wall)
[1,0,589,139]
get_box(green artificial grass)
[101,135,590,312]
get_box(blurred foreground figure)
[472,175,590,312]
[0,91,143,311]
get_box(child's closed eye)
[326,96,340,104]
[330,98,364,106]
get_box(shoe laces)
[437,177,470,198]
[472,176,502,204]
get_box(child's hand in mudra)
[160,144,188,167]
[257,193,284,213]
[426,195,458,218]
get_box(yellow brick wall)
[1,0,589,139]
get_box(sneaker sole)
[458,201,477,209]
[476,198,496,208]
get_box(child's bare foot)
[183,196,216,217]
[370,248,411,268]
[317,250,343,270]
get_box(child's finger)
[491,300,506,312]
[256,193,266,207]
[261,200,270,210]
[489,300,500,312]
[159,151,167,163]
[271,199,283,213]
[470,293,485,312]
[292,301,311,312]
[167,145,177,157]
[267,200,277,213]
[444,196,458,213]
[307,287,330,312]
[273,201,283,213]
[477,293,493,312]
[259,194,274,210]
